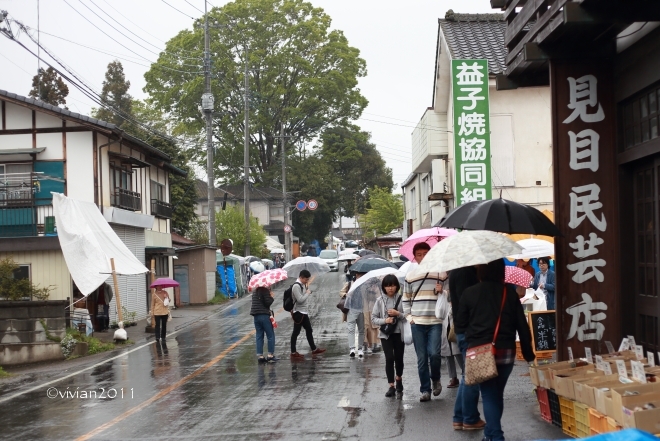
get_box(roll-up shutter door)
[107,225,147,323]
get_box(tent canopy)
[265,236,284,250]
[52,193,148,296]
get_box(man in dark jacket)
[531,257,556,310]
[250,286,277,363]
[448,266,485,431]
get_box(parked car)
[319,249,339,272]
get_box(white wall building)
[0,90,185,325]
[402,11,553,239]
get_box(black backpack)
[283,282,302,312]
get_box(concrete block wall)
[0,300,67,366]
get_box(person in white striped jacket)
[403,242,447,402]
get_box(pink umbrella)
[398,227,458,260]
[248,268,289,292]
[150,277,180,288]
[505,266,533,287]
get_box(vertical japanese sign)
[551,59,619,360]
[451,59,492,204]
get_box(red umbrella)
[504,266,533,287]
[248,269,289,292]
[150,277,180,288]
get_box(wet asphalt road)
[0,271,565,441]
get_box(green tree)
[144,0,368,186]
[215,204,267,254]
[92,60,132,127]
[359,187,403,239]
[125,101,198,236]
[318,124,393,217]
[0,257,52,301]
[28,67,69,106]
[287,153,341,244]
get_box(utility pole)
[279,125,291,263]
[243,45,251,256]
[202,1,216,246]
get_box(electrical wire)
[185,0,205,14]
[358,117,450,133]
[0,52,34,76]
[161,0,196,19]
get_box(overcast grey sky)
[0,0,494,187]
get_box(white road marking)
[0,301,240,404]
[337,396,350,408]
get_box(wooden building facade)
[491,0,660,358]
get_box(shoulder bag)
[465,286,507,386]
[379,295,402,335]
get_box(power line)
[0,51,34,76]
[185,0,205,13]
[358,117,450,133]
[161,0,196,19]
[86,0,163,52]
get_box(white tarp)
[52,193,148,296]
[265,236,283,250]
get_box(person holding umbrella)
[248,268,289,363]
[403,242,446,402]
[149,279,174,350]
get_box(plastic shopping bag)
[435,291,449,320]
[403,320,413,345]
[532,288,547,311]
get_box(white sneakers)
[358,348,364,358]
[349,348,355,357]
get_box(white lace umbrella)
[337,253,360,261]
[408,230,522,278]
[282,256,331,277]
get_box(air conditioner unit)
[432,159,448,194]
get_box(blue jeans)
[479,362,515,441]
[411,323,442,393]
[546,292,555,310]
[254,314,275,356]
[453,333,481,424]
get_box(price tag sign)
[635,345,645,361]
[618,337,629,352]
[602,362,612,375]
[648,351,656,367]
[605,341,615,354]
[567,347,574,362]
[595,355,604,370]
[631,360,647,384]
[616,360,628,377]
[585,347,593,363]
[628,335,637,348]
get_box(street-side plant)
[0,257,54,300]
[208,290,228,305]
[0,366,10,378]
[60,334,78,358]
[39,319,62,343]
[121,306,137,325]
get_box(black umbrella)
[358,249,376,257]
[436,198,561,236]
[358,254,386,261]
[350,258,398,273]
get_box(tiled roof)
[439,10,507,75]
[218,185,284,201]
[195,179,232,201]
[0,89,172,161]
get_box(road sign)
[296,200,307,211]
[284,225,292,233]
[308,199,318,210]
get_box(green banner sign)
[451,59,492,205]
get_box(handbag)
[167,310,172,322]
[379,295,402,335]
[465,286,507,386]
[448,322,457,343]
[402,321,413,345]
[337,296,350,314]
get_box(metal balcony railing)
[0,198,55,238]
[151,199,173,219]
[113,188,141,211]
